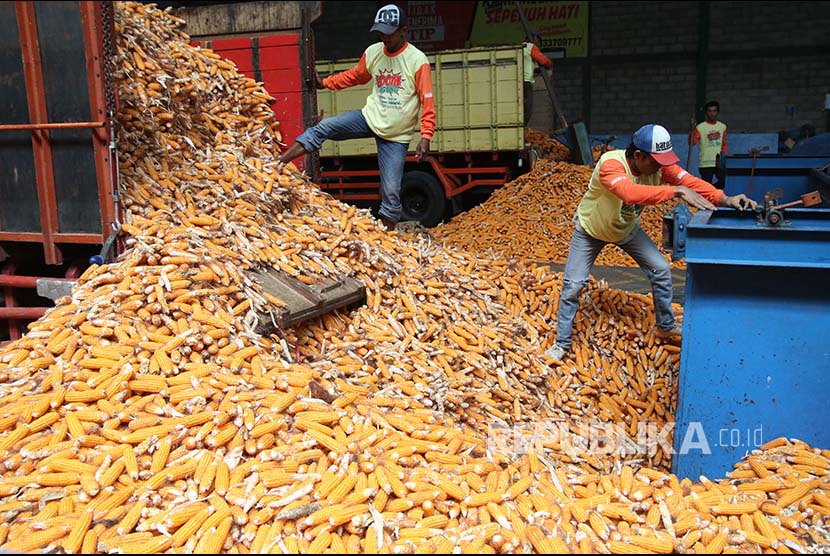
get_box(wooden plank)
[252,269,365,333]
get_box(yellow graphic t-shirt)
[693,121,727,168]
[323,42,435,144]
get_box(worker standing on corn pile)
[545,124,757,362]
[277,4,435,231]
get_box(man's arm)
[414,62,435,161]
[322,52,372,90]
[599,159,676,205]
[530,44,552,69]
[662,164,756,210]
[688,126,701,147]
[721,127,728,154]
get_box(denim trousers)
[555,219,675,349]
[295,109,408,222]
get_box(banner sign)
[469,1,589,58]
[399,1,477,52]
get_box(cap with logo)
[632,124,679,166]
[370,4,407,34]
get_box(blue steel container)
[671,207,830,480]
[724,154,830,206]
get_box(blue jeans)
[555,219,675,349]
[295,109,408,222]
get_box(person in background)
[545,124,756,362]
[522,31,552,127]
[277,4,435,231]
[689,100,728,189]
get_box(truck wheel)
[400,171,446,227]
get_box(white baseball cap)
[370,4,407,34]
[632,124,679,166]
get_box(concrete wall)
[530,0,830,139]
[312,1,830,141]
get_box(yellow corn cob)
[526,524,569,553]
[36,472,82,487]
[0,424,30,451]
[705,531,729,554]
[81,529,97,554]
[503,475,534,501]
[712,503,759,515]
[1,524,70,552]
[776,483,810,509]
[29,411,60,434]
[629,533,674,553]
[193,515,232,553]
[306,530,332,553]
[589,511,610,540]
[63,510,93,554]
[99,459,126,488]
[609,539,654,554]
[171,505,213,547]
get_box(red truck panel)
[260,37,304,169]
[200,34,307,170]
[210,38,254,73]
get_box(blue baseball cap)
[632,124,679,166]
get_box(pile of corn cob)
[0,2,826,553]
[432,158,685,270]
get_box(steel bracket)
[662,203,692,261]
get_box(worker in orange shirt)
[523,31,553,126]
[278,4,435,231]
[689,100,728,189]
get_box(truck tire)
[400,171,446,228]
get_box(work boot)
[544,344,567,362]
[655,324,683,340]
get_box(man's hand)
[415,138,430,162]
[721,193,757,211]
[315,72,325,90]
[674,186,717,211]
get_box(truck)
[0,1,119,343]
[315,45,532,227]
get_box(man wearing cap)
[277,4,435,231]
[545,124,756,362]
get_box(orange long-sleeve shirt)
[323,41,435,143]
[577,150,724,242]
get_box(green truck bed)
[316,45,526,156]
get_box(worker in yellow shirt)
[278,4,436,231]
[689,100,728,189]
[545,124,756,363]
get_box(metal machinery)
[663,197,830,480]
[723,153,830,207]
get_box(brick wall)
[313,1,830,137]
